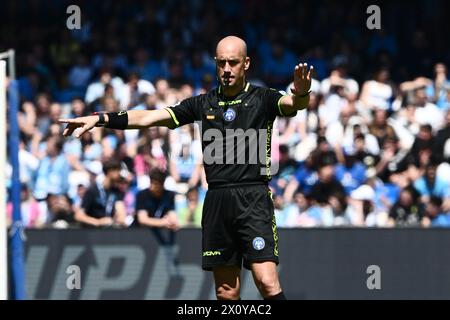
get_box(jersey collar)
[218,82,250,98]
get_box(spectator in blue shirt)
[335,148,366,194]
[283,153,318,203]
[423,197,450,227]
[414,162,450,204]
[33,136,71,200]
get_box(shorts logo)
[203,250,221,256]
[252,237,265,251]
[223,108,236,122]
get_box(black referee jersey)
[166,83,297,187]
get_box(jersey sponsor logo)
[203,250,221,257]
[223,108,236,122]
[252,237,265,251]
[218,99,241,106]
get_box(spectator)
[413,162,450,210]
[134,169,179,231]
[271,145,297,196]
[178,186,203,228]
[433,109,450,163]
[46,194,76,229]
[84,69,124,105]
[169,124,203,188]
[360,68,394,111]
[334,147,367,195]
[320,56,359,101]
[68,54,93,90]
[376,136,409,183]
[408,124,435,169]
[387,187,424,227]
[33,136,70,200]
[17,136,40,189]
[154,78,177,109]
[118,72,156,109]
[369,109,397,147]
[320,81,348,127]
[7,184,46,228]
[346,184,388,227]
[283,191,320,227]
[426,63,450,109]
[35,93,52,136]
[309,159,346,225]
[69,97,89,118]
[283,153,318,202]
[422,196,450,227]
[353,133,379,168]
[75,159,128,228]
[281,91,323,161]
[411,87,443,132]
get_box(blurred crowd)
[2,0,450,229]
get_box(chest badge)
[224,108,236,122]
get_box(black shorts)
[201,183,279,271]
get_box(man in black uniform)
[60,36,313,300]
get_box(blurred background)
[2,0,450,300]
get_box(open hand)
[291,63,313,96]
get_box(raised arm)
[279,63,314,115]
[59,108,174,138]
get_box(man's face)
[399,190,413,207]
[215,45,249,88]
[187,190,198,203]
[46,138,59,157]
[435,63,446,75]
[100,72,112,84]
[426,166,437,180]
[319,165,335,182]
[107,169,122,183]
[415,89,427,105]
[150,180,164,198]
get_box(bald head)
[216,36,247,58]
[215,36,250,93]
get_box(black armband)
[106,111,128,130]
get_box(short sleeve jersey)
[166,83,296,186]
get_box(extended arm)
[59,108,175,138]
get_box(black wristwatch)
[94,112,106,127]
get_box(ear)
[244,57,250,71]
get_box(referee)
[60,36,313,300]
